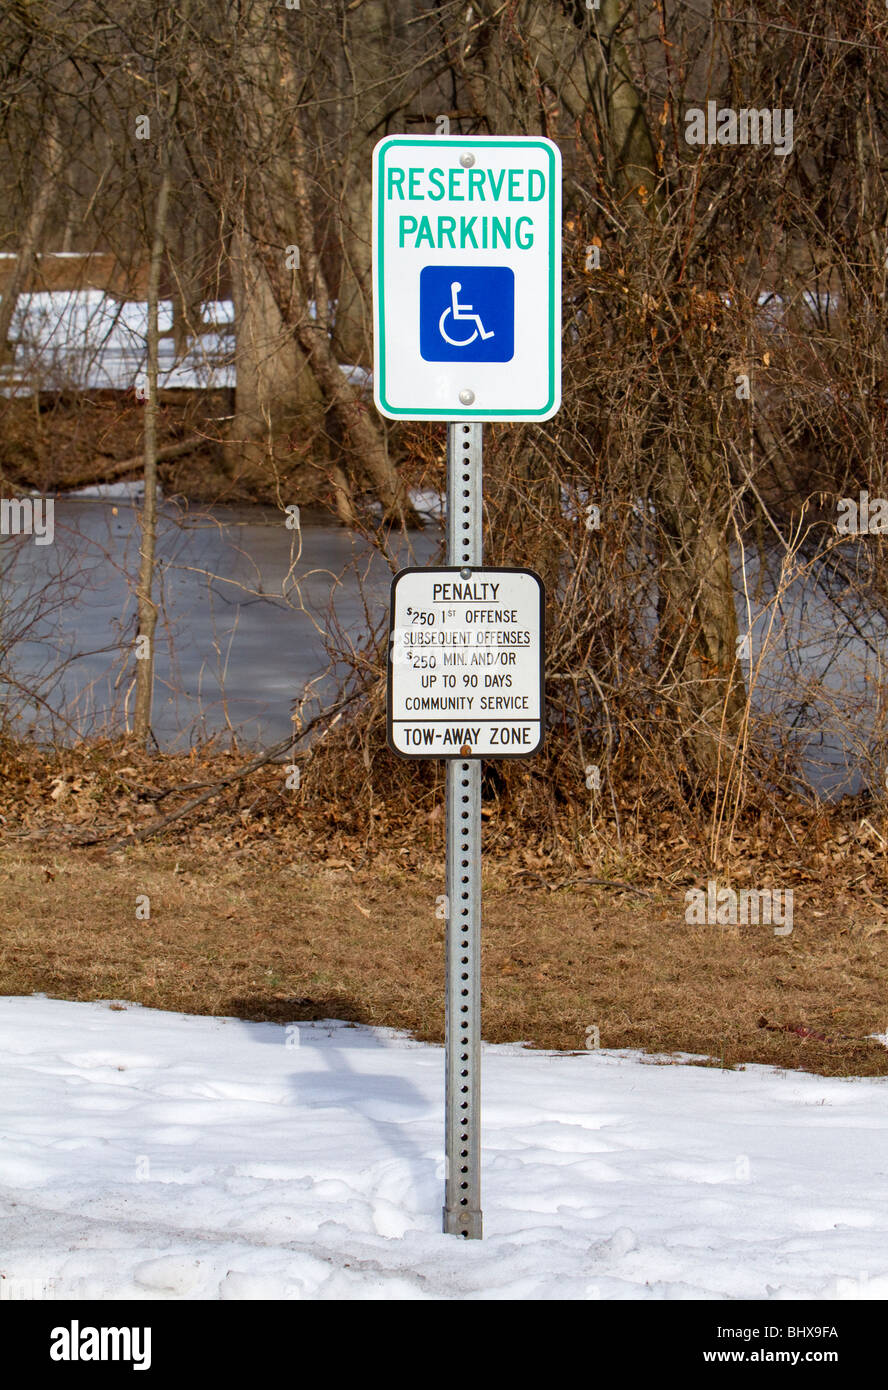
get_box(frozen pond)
[1,486,886,799]
[1,489,438,748]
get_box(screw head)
[460,567,472,579]
[458,388,475,405]
[459,152,475,168]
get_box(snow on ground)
[63,479,152,501]
[2,996,888,1301]
[1,291,235,394]
[0,292,372,396]
[368,487,443,519]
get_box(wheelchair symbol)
[438,281,495,348]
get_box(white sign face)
[387,567,545,758]
[372,135,561,422]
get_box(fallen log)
[60,436,207,490]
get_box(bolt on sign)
[372,135,562,421]
[387,567,545,758]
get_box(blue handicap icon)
[419,266,514,363]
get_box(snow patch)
[2,996,888,1300]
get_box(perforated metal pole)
[443,420,483,1238]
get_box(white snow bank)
[0,291,235,395]
[1,996,888,1301]
[63,479,151,501]
[0,292,370,397]
[368,487,443,519]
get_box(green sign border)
[374,136,559,419]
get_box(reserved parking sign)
[372,135,561,421]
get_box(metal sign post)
[443,420,483,1238]
[375,132,560,1240]
[384,459,546,1244]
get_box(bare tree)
[0,110,63,363]
[132,133,174,744]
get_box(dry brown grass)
[2,834,887,1077]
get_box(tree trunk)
[132,161,173,745]
[0,112,63,363]
[658,414,745,782]
[330,0,403,367]
[263,25,419,528]
[261,230,418,528]
[227,227,327,483]
[333,168,373,368]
